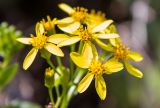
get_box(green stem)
[67,69,86,101]
[46,59,55,70]
[56,56,63,67]
[48,87,54,107]
[70,44,75,79]
[78,41,84,53]
[55,87,62,108]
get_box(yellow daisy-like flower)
[97,38,143,78]
[41,16,57,31]
[70,46,123,100]
[16,23,66,70]
[57,20,119,56]
[87,10,106,29]
[57,3,88,33]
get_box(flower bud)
[45,67,54,88]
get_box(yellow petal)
[16,38,32,45]
[91,43,99,59]
[124,61,143,78]
[58,36,81,47]
[77,73,94,93]
[58,3,75,14]
[95,33,119,39]
[103,59,123,74]
[128,51,143,62]
[70,52,91,68]
[92,20,113,33]
[109,38,116,46]
[47,34,69,44]
[44,43,64,57]
[57,17,74,24]
[81,42,93,59]
[35,22,44,35]
[95,39,114,52]
[58,22,80,34]
[23,48,38,70]
[95,76,106,100]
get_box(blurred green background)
[0,0,160,108]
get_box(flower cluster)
[17,3,143,104]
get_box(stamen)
[89,60,104,76]
[78,27,92,41]
[114,43,130,60]
[41,16,56,31]
[71,7,88,22]
[31,35,48,49]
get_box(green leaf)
[0,63,18,90]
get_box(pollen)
[114,43,130,60]
[89,60,104,76]
[78,27,92,41]
[71,7,88,22]
[31,34,48,49]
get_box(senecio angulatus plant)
[16,3,143,108]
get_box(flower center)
[71,7,88,22]
[114,43,129,60]
[78,28,92,41]
[89,60,104,76]
[31,35,48,49]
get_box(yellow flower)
[71,48,123,100]
[57,3,88,33]
[16,23,66,70]
[41,16,57,31]
[97,38,143,78]
[57,20,119,57]
[87,10,106,29]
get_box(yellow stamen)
[78,27,92,41]
[41,16,56,31]
[71,7,88,22]
[31,34,48,49]
[114,43,130,60]
[45,67,54,77]
[89,60,104,76]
